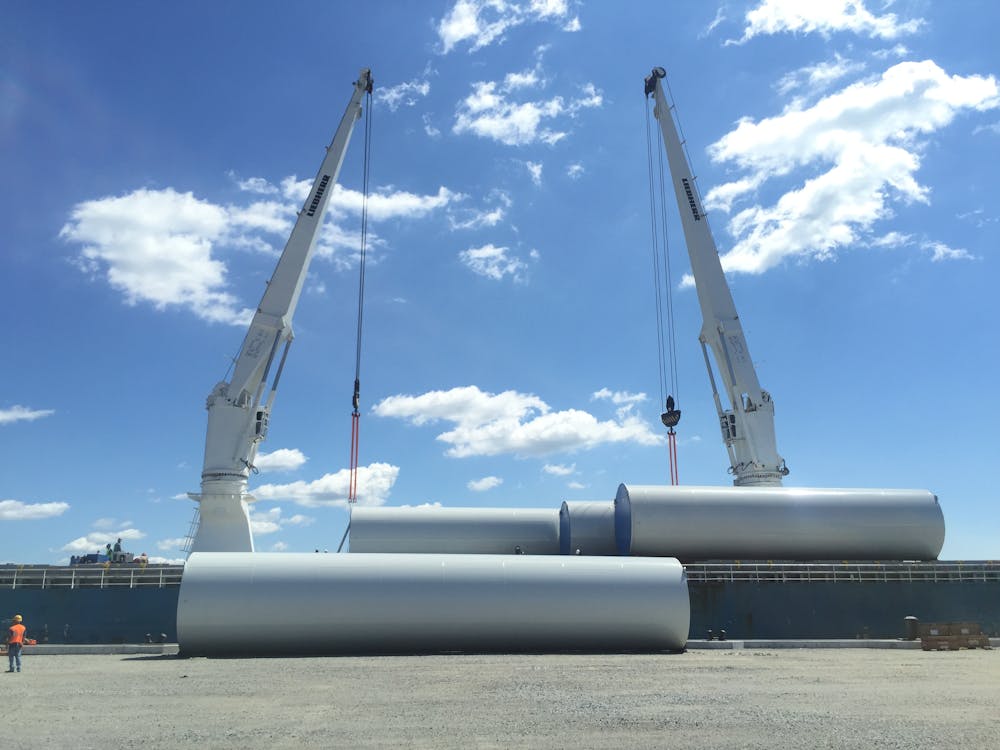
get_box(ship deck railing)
[0,564,184,590]
[685,561,1000,584]
[5,560,998,588]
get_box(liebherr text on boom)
[644,67,788,487]
[189,69,373,553]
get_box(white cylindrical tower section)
[349,506,560,554]
[177,552,690,655]
[559,501,617,556]
[615,484,945,561]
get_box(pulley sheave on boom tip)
[644,67,666,97]
[359,69,374,94]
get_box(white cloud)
[543,463,575,476]
[328,184,459,222]
[873,43,910,61]
[61,527,145,553]
[525,161,543,185]
[60,188,251,326]
[437,0,575,54]
[573,83,603,110]
[253,462,399,507]
[592,388,647,407]
[734,0,924,44]
[61,179,459,322]
[373,385,662,458]
[701,174,768,215]
[0,499,70,520]
[973,120,1000,136]
[376,78,431,111]
[468,475,503,491]
[254,448,308,472]
[702,7,726,37]
[423,114,442,137]
[375,386,544,427]
[923,241,974,262]
[530,0,568,18]
[449,191,511,230]
[227,199,296,237]
[567,481,586,490]
[592,387,648,421]
[248,506,316,536]
[776,55,866,96]
[869,231,912,249]
[702,61,999,276]
[505,67,542,91]
[229,173,279,195]
[453,74,602,146]
[0,405,55,425]
[459,244,531,282]
[956,208,998,229]
[566,162,584,179]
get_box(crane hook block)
[661,395,681,428]
[661,409,681,429]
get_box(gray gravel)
[4,649,999,749]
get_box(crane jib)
[306,174,331,217]
[192,68,372,553]
[649,66,787,486]
[681,178,701,221]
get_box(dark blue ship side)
[1,565,181,644]
[2,560,998,644]
[687,561,1000,639]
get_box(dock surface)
[3,649,998,748]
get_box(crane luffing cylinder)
[177,552,690,655]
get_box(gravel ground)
[4,649,999,749]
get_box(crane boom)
[644,67,787,487]
[190,68,373,553]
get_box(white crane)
[644,67,788,487]
[189,68,373,552]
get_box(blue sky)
[2,0,998,564]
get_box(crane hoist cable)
[645,91,682,485]
[348,82,374,503]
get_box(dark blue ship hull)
[687,562,1000,639]
[5,586,180,644]
[3,561,998,644]
[1,565,181,644]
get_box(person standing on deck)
[6,614,26,673]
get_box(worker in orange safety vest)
[6,614,26,673]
